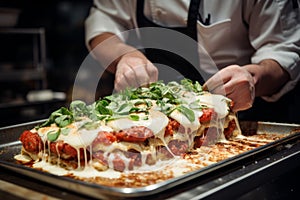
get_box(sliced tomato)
[199,108,215,123]
[165,119,180,137]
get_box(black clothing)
[136,0,205,84]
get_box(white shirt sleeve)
[84,0,136,51]
[246,0,300,101]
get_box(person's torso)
[132,0,255,74]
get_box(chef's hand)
[89,32,158,91]
[203,60,290,112]
[203,65,255,112]
[114,50,158,91]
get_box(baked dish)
[16,79,241,174]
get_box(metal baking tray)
[0,120,300,199]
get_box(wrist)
[243,59,290,97]
[90,33,138,74]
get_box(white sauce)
[107,110,169,136]
[32,160,121,178]
[196,93,230,118]
[169,109,200,134]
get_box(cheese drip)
[97,109,174,171]
[35,122,113,170]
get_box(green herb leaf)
[47,129,60,142]
[129,107,142,113]
[81,121,100,130]
[129,115,140,121]
[194,81,203,92]
[116,103,132,115]
[189,100,203,110]
[70,100,91,119]
[55,115,73,128]
[95,100,113,115]
[60,127,71,136]
[176,105,195,122]
[181,79,202,93]
[37,107,74,129]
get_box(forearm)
[243,59,290,97]
[89,32,138,74]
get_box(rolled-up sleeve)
[247,0,300,101]
[84,0,135,51]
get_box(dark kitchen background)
[0,0,114,127]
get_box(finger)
[227,83,255,111]
[213,78,248,97]
[114,73,129,91]
[115,64,139,91]
[228,89,253,112]
[203,65,242,91]
[131,64,151,87]
[145,62,158,83]
[209,83,228,96]
[123,67,139,87]
[203,72,231,92]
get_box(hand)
[89,33,159,91]
[114,50,158,91]
[203,65,255,112]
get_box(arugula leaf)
[129,107,147,113]
[116,102,132,115]
[129,114,140,121]
[95,100,113,115]
[194,81,203,92]
[70,100,91,119]
[145,100,153,108]
[176,105,195,122]
[189,100,204,110]
[80,121,100,130]
[37,107,73,129]
[47,129,60,142]
[103,94,114,102]
[54,115,73,127]
[61,127,71,136]
[181,79,202,93]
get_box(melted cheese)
[32,160,121,178]
[197,93,230,118]
[169,109,201,134]
[107,110,169,136]
[179,91,230,119]
[37,123,113,148]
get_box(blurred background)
[0,0,113,127]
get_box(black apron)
[136,0,205,84]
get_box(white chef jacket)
[85,0,300,101]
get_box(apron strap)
[187,0,201,40]
[137,0,201,41]
[135,0,205,84]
